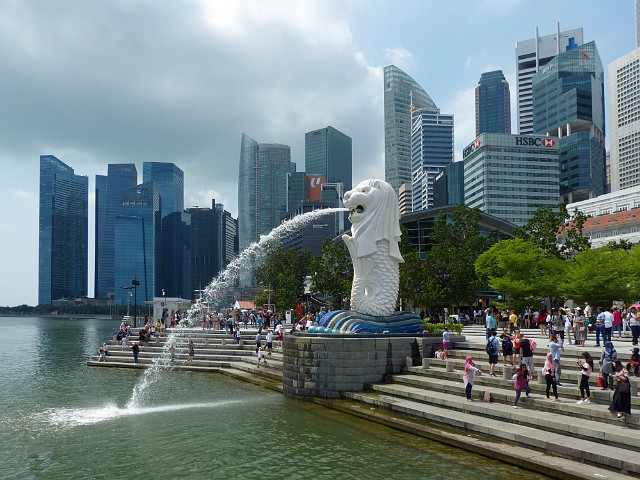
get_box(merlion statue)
[342,179,403,317]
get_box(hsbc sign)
[463,138,481,159]
[515,136,556,147]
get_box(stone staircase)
[345,326,640,477]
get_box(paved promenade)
[88,325,639,479]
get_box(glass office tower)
[384,65,438,193]
[410,108,454,211]
[95,164,138,299]
[532,40,606,202]
[38,155,88,305]
[142,162,184,220]
[475,70,511,136]
[114,182,161,305]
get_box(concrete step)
[367,382,640,450]
[345,390,640,476]
[382,373,640,428]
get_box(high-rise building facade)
[608,47,640,191]
[463,133,559,226]
[160,211,191,299]
[532,40,606,202]
[410,108,454,211]
[384,65,438,193]
[238,133,290,284]
[114,182,161,305]
[95,164,138,299]
[433,161,465,208]
[475,70,511,136]
[305,126,352,202]
[215,203,238,276]
[38,155,88,305]
[515,25,583,134]
[143,162,184,220]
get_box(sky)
[0,0,635,307]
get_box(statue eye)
[362,187,370,193]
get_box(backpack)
[486,339,495,355]
[503,336,513,350]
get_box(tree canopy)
[309,238,352,310]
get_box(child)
[463,356,482,402]
[442,327,450,360]
[121,333,127,351]
[434,348,444,360]
[257,347,268,368]
[513,363,531,409]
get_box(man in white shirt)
[603,307,614,343]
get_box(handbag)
[596,377,604,387]
[619,380,630,394]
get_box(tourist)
[628,306,640,345]
[434,348,445,360]
[187,339,195,362]
[543,353,558,401]
[599,341,617,390]
[266,329,273,356]
[463,356,482,402]
[584,302,593,323]
[484,308,496,340]
[121,331,127,351]
[138,327,146,347]
[508,310,519,334]
[552,309,564,345]
[519,334,535,379]
[234,325,242,345]
[594,307,605,347]
[608,360,631,419]
[603,307,614,342]
[563,308,573,346]
[548,334,563,386]
[276,322,284,349]
[131,342,140,364]
[631,347,640,377]
[255,330,262,353]
[577,351,594,404]
[512,331,521,366]
[98,345,106,362]
[574,307,586,347]
[486,330,499,377]
[160,318,166,336]
[537,307,547,337]
[442,327,450,360]
[513,364,531,409]
[500,328,514,369]
[524,306,532,329]
[257,347,267,368]
[612,306,623,338]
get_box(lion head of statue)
[343,179,403,262]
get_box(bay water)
[0,317,545,479]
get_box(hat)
[584,302,588,305]
[575,307,581,311]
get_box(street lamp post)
[162,289,167,320]
[132,279,140,327]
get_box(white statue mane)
[342,179,403,316]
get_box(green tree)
[310,238,352,310]
[398,225,425,312]
[560,246,634,307]
[424,205,488,312]
[475,238,564,312]
[254,243,311,311]
[514,204,589,259]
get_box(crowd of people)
[456,304,637,419]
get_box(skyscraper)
[608,46,640,191]
[515,25,583,134]
[475,70,511,136]
[114,182,161,305]
[463,133,559,226]
[143,162,184,220]
[305,126,352,202]
[95,164,138,299]
[214,203,238,275]
[160,211,191,299]
[238,133,290,284]
[532,40,606,202]
[38,155,88,305]
[410,108,454,211]
[384,65,438,193]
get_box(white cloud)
[383,46,416,71]
[442,86,477,161]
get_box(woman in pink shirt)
[577,351,594,404]
[463,356,482,402]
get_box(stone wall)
[283,334,422,399]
